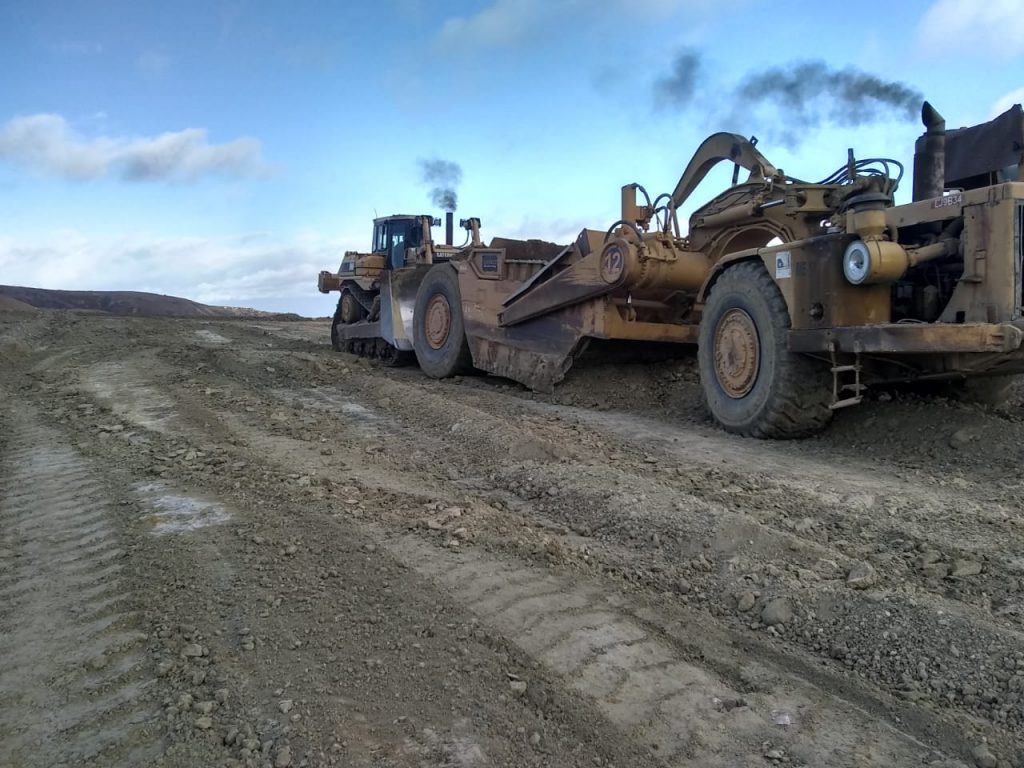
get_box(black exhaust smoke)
[417,157,462,212]
[652,52,924,146]
[735,62,922,127]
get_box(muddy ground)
[2,309,1023,768]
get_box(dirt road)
[2,309,1023,768]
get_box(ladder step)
[831,364,861,373]
[830,396,864,410]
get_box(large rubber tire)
[412,265,473,379]
[698,261,833,438]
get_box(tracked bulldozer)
[318,213,466,364]
[317,212,561,365]
[319,101,1024,437]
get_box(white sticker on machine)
[775,251,792,279]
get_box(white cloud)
[917,0,1024,59]
[137,51,171,76]
[55,40,103,56]
[990,86,1024,117]
[279,41,341,72]
[0,114,271,182]
[437,0,689,48]
[0,231,352,312]
[438,0,548,47]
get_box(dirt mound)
[0,295,37,312]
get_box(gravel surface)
[2,308,1023,767]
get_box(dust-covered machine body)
[318,213,484,365]
[319,101,1024,437]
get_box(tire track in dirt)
[0,408,164,768]
[135,375,982,766]
[262,380,1024,760]
[30,343,667,768]
[513,403,1024,633]
[102,377,972,766]
[288,380,1024,630]
[84,359,181,434]
[483,445,1024,756]
[37,320,1021,764]
[385,533,966,767]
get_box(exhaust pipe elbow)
[913,101,946,202]
[922,101,945,134]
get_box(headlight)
[843,240,871,285]
[842,238,910,285]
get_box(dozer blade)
[389,265,431,351]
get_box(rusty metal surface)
[463,308,587,392]
[912,102,946,202]
[338,321,383,340]
[317,271,342,294]
[498,246,618,327]
[500,246,577,306]
[423,294,452,350]
[788,322,1024,354]
[670,133,781,210]
[713,308,759,397]
[598,309,699,343]
[489,237,564,263]
[941,104,1024,188]
[776,237,892,330]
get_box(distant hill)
[0,285,303,319]
[0,295,38,312]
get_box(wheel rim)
[713,308,759,398]
[424,294,452,349]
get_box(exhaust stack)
[913,101,946,201]
[445,212,453,246]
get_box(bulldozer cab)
[372,215,425,270]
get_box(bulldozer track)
[338,335,412,366]
[84,360,180,434]
[0,408,164,768]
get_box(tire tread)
[701,261,832,439]
[413,265,473,378]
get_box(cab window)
[373,223,388,253]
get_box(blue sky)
[1,0,1022,316]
